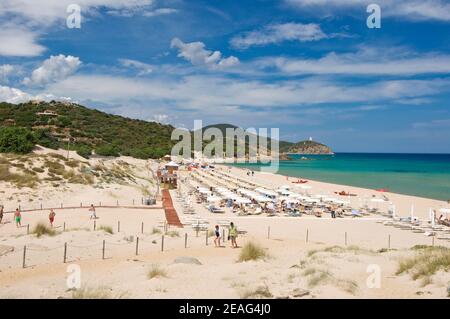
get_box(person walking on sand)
[214,225,221,247]
[49,209,56,227]
[14,208,21,228]
[229,222,238,248]
[89,204,97,219]
[0,206,4,224]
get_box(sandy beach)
[0,153,449,299]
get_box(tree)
[0,127,36,154]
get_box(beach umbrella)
[207,196,222,202]
[298,185,312,190]
[255,196,271,202]
[236,198,251,204]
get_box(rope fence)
[1,198,162,214]
[2,222,446,271]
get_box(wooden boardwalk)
[162,189,183,228]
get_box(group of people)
[213,222,238,248]
[0,204,99,229]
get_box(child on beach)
[14,209,21,228]
[229,222,238,248]
[89,204,97,219]
[214,225,221,247]
[49,209,56,227]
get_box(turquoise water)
[232,153,450,201]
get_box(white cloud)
[143,8,178,17]
[285,0,450,22]
[230,23,328,49]
[0,64,15,83]
[257,46,450,76]
[150,114,170,124]
[44,74,450,111]
[0,86,32,103]
[0,28,45,57]
[23,54,81,87]
[0,0,155,25]
[0,1,156,56]
[170,38,240,69]
[119,58,153,75]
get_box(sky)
[1,0,450,153]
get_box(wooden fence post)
[117,221,120,233]
[267,226,270,240]
[185,233,188,248]
[22,245,26,268]
[63,243,67,263]
[102,240,106,260]
[136,237,139,256]
[306,228,309,243]
[161,235,165,252]
[345,232,348,246]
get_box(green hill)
[0,102,333,159]
[281,140,334,154]
[0,101,175,159]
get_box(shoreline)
[219,164,449,220]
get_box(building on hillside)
[36,110,58,117]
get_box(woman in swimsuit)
[214,225,221,247]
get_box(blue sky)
[1,0,450,153]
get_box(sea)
[231,153,450,201]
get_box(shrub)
[75,145,92,159]
[0,127,35,154]
[32,223,56,237]
[238,242,267,262]
[95,144,120,157]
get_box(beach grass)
[302,267,358,294]
[307,245,374,258]
[147,264,168,279]
[151,227,162,234]
[71,286,128,299]
[32,223,56,237]
[238,241,267,262]
[98,225,114,234]
[166,230,180,237]
[396,246,450,285]
[240,284,272,299]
